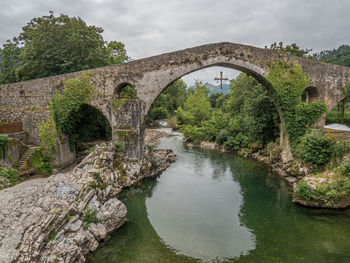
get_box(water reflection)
[147,136,255,261]
[88,133,350,263]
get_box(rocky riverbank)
[186,140,350,209]
[0,135,175,263]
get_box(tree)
[0,11,128,83]
[266,42,312,58]
[146,79,188,123]
[182,82,212,125]
[224,73,279,143]
[106,41,129,64]
[0,40,20,84]
[314,45,350,67]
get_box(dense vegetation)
[314,45,350,67]
[266,42,312,58]
[0,11,128,84]
[146,79,188,124]
[48,74,111,150]
[148,73,280,150]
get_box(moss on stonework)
[117,130,137,140]
[112,99,127,109]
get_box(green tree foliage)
[173,73,279,150]
[38,115,57,155]
[297,132,336,166]
[119,85,138,99]
[266,62,326,144]
[0,41,20,84]
[50,73,111,149]
[223,74,280,143]
[106,41,129,65]
[180,82,212,125]
[51,73,95,137]
[314,45,350,67]
[147,79,187,123]
[208,92,224,108]
[266,42,312,58]
[0,12,128,83]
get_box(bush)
[297,132,335,166]
[0,168,20,189]
[332,141,350,162]
[223,133,249,150]
[148,106,168,121]
[216,129,229,145]
[296,181,313,200]
[38,115,57,155]
[114,141,124,153]
[181,125,203,144]
[119,85,137,99]
[82,208,99,230]
[29,148,52,176]
[168,116,178,130]
[341,160,350,177]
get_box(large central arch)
[2,42,350,162]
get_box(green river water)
[88,130,350,263]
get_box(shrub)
[341,160,350,177]
[50,73,95,149]
[38,115,57,155]
[119,85,137,99]
[297,132,335,166]
[114,141,124,153]
[332,141,350,162]
[216,129,229,145]
[223,133,249,150]
[181,125,203,144]
[82,208,98,230]
[147,106,168,121]
[29,148,52,176]
[43,230,57,246]
[168,116,178,130]
[0,168,20,189]
[296,181,313,200]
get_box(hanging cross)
[214,71,228,89]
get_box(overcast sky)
[0,0,349,85]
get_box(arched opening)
[326,97,350,126]
[302,86,320,102]
[146,66,280,148]
[114,82,138,99]
[70,104,112,156]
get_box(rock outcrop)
[0,143,175,263]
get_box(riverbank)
[186,140,350,209]
[88,129,350,263]
[0,131,176,263]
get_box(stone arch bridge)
[1,42,350,164]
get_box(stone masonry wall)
[2,42,350,146]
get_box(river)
[88,129,350,263]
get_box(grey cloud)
[0,0,349,59]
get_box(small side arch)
[114,82,138,99]
[302,86,320,102]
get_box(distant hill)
[203,82,231,94]
[187,82,231,94]
[314,45,350,67]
